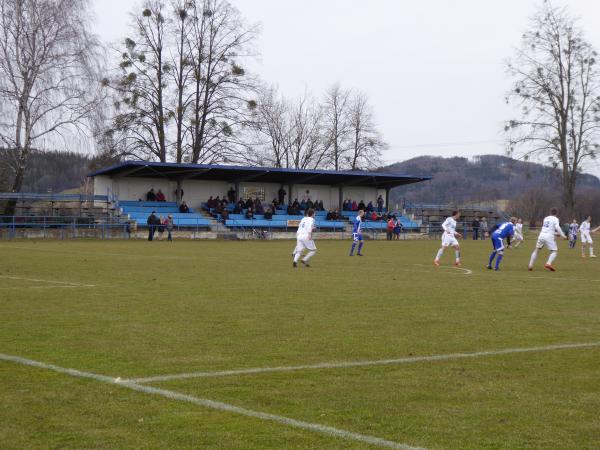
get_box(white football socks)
[529,248,539,267]
[303,251,316,262]
[547,251,557,265]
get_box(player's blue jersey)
[492,222,514,239]
[569,223,579,235]
[352,216,363,234]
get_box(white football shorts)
[441,233,459,247]
[294,238,317,253]
[581,232,593,244]
[536,234,558,251]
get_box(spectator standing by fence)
[393,218,403,240]
[386,217,394,240]
[147,211,158,241]
[472,217,480,240]
[481,217,488,240]
[166,215,174,241]
[157,215,165,240]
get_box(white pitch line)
[412,264,473,275]
[0,275,95,288]
[0,353,425,450]
[127,342,600,384]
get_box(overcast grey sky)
[92,0,600,174]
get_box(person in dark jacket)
[227,186,236,203]
[179,201,190,213]
[146,189,157,201]
[472,218,480,240]
[278,186,286,205]
[147,211,158,241]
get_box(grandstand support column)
[175,180,183,206]
[288,183,293,206]
[235,182,240,202]
[338,186,344,211]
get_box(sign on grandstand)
[243,187,265,201]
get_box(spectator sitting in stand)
[146,188,157,201]
[370,211,378,221]
[245,207,254,219]
[156,189,166,202]
[306,198,314,210]
[214,202,224,216]
[326,210,334,220]
[264,208,273,220]
[220,208,229,223]
[237,198,245,210]
[358,200,366,211]
[206,196,216,209]
[245,197,254,209]
[366,201,374,212]
[351,200,358,211]
[271,198,279,211]
[288,199,300,215]
[332,209,340,220]
[179,201,190,213]
[299,199,307,211]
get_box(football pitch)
[1,238,599,449]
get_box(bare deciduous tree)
[346,91,386,170]
[505,1,600,215]
[105,0,257,167]
[112,0,170,162]
[322,84,351,170]
[187,0,258,164]
[0,0,102,213]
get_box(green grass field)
[1,237,599,449]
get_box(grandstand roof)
[89,161,430,189]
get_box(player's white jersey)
[580,220,591,233]
[538,215,566,239]
[515,223,523,236]
[297,217,315,239]
[441,217,457,236]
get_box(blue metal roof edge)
[88,160,432,181]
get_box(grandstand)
[90,161,431,239]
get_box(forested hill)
[0,149,118,193]
[386,154,600,205]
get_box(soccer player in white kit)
[528,207,567,271]
[512,218,524,248]
[434,210,462,267]
[579,216,596,258]
[293,208,317,268]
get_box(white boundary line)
[127,342,600,384]
[0,275,95,288]
[0,353,425,450]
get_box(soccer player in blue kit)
[487,217,517,271]
[349,210,365,256]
